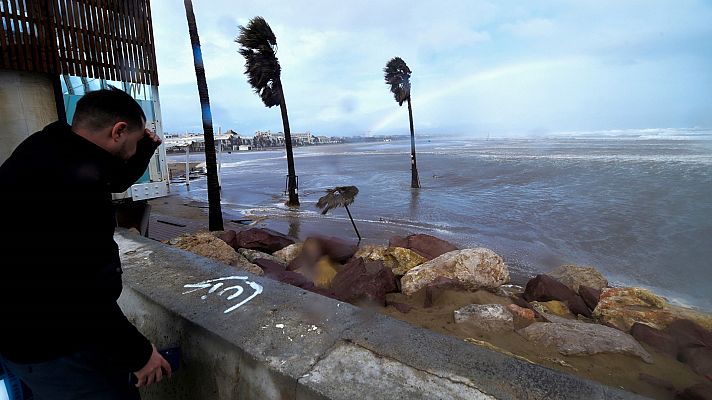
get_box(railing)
[0,0,158,85]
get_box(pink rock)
[234,228,294,253]
[508,304,536,321]
[389,234,458,261]
[331,258,398,306]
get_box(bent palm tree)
[384,57,420,189]
[316,186,361,241]
[183,0,223,230]
[236,17,299,206]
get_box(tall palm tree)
[384,57,420,189]
[183,0,223,231]
[236,17,299,207]
[316,186,361,241]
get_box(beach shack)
[0,0,168,203]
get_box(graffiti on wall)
[183,276,263,314]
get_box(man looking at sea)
[0,89,171,399]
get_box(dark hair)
[72,88,146,131]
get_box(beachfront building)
[0,0,169,205]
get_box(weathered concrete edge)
[115,230,648,400]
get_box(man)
[0,89,171,399]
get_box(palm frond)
[316,186,359,215]
[384,57,411,106]
[236,17,282,107]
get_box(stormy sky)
[151,0,712,137]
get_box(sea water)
[168,129,712,311]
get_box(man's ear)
[110,122,129,142]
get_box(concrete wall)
[115,230,646,400]
[0,70,58,164]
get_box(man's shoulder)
[0,121,69,180]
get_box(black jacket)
[0,121,156,372]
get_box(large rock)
[401,248,509,296]
[238,248,285,266]
[273,243,303,264]
[214,230,237,248]
[679,347,712,378]
[579,285,602,311]
[170,232,263,275]
[388,234,458,260]
[520,319,653,363]
[454,304,514,334]
[234,228,295,254]
[665,319,712,350]
[630,322,678,358]
[593,287,671,331]
[523,275,591,318]
[592,287,712,332]
[355,245,427,275]
[548,265,608,292]
[331,258,398,306]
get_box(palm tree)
[316,186,361,241]
[384,57,420,189]
[236,17,299,207]
[183,0,223,230]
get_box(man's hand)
[133,344,172,388]
[144,128,162,145]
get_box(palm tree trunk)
[344,205,361,241]
[407,96,420,189]
[277,80,300,206]
[183,0,223,231]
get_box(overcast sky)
[150,0,712,137]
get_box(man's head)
[71,88,147,161]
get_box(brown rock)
[355,245,427,275]
[318,236,357,263]
[512,294,541,318]
[548,264,608,292]
[523,275,591,318]
[234,228,294,254]
[253,258,285,275]
[665,319,712,350]
[592,287,712,332]
[579,285,602,311]
[273,243,303,264]
[331,258,397,306]
[257,258,339,299]
[520,319,653,363]
[630,323,678,358]
[401,248,509,296]
[507,304,536,321]
[389,233,458,260]
[679,347,712,378]
[238,248,285,266]
[638,373,676,392]
[215,230,237,247]
[676,384,712,400]
[171,232,262,275]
